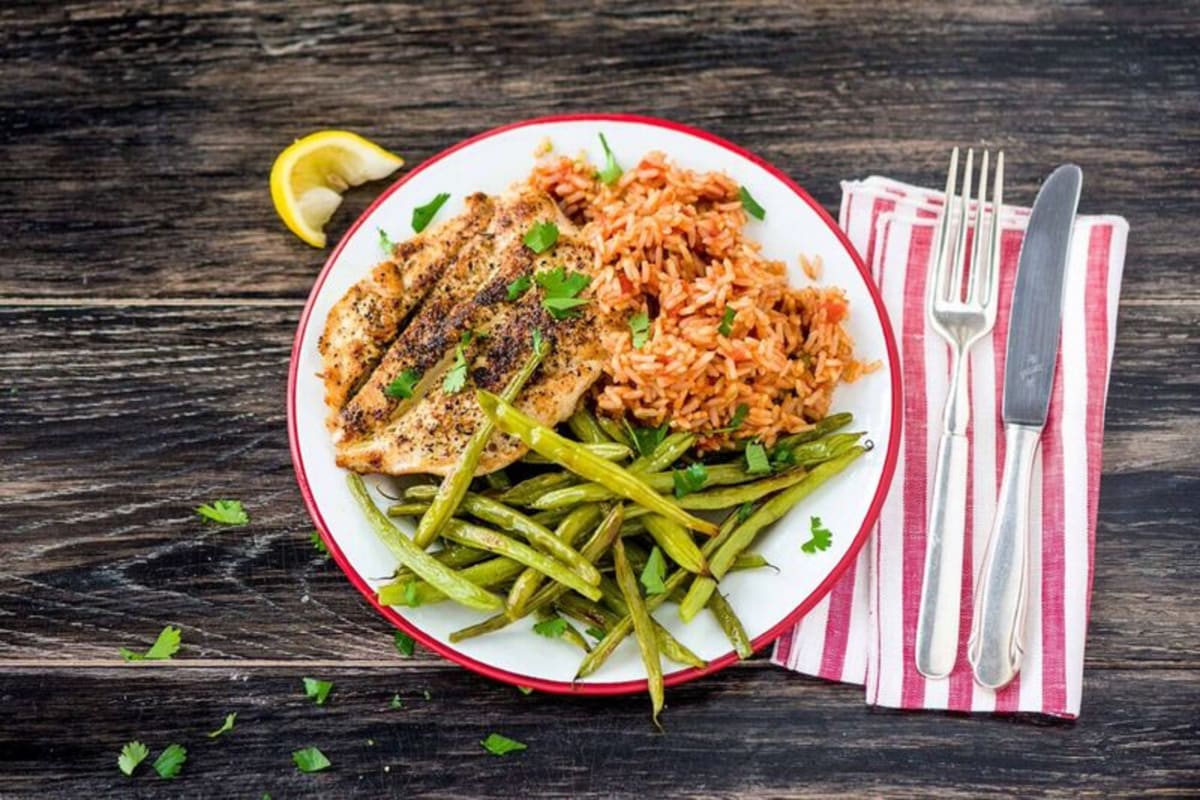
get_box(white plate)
[288,115,901,694]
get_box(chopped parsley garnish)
[535,267,591,320]
[153,744,187,780]
[744,441,771,475]
[596,133,622,185]
[584,626,606,640]
[196,499,248,526]
[309,530,329,557]
[384,368,422,400]
[412,192,450,233]
[118,741,149,776]
[390,693,404,709]
[736,501,756,524]
[292,746,331,773]
[404,581,421,607]
[773,445,796,468]
[377,226,395,254]
[628,311,650,349]
[208,712,237,739]
[639,546,667,595]
[302,677,333,706]
[120,625,181,662]
[672,462,709,498]
[481,732,527,756]
[523,221,559,254]
[517,685,534,695]
[532,617,568,638]
[739,185,766,220]
[532,328,548,357]
[393,631,415,657]
[507,274,533,301]
[802,516,833,554]
[422,690,432,700]
[625,421,668,457]
[442,331,474,394]
[714,403,749,433]
[718,305,737,337]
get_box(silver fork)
[915,147,1005,679]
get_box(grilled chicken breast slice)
[318,193,494,422]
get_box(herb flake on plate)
[412,192,450,233]
[523,221,559,254]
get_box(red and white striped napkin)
[771,176,1128,718]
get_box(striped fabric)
[771,177,1128,718]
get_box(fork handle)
[968,423,1040,689]
[915,429,969,678]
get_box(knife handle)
[915,430,968,679]
[969,423,1040,689]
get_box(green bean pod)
[612,536,664,728]
[670,467,811,511]
[732,552,772,571]
[595,577,705,671]
[412,345,547,548]
[643,515,710,575]
[567,408,609,444]
[498,471,578,507]
[483,469,512,491]
[347,474,504,612]
[478,391,718,536]
[379,556,525,607]
[707,590,753,659]
[440,519,603,602]
[386,502,431,516]
[774,432,864,468]
[523,442,632,464]
[394,542,490,581]
[630,432,696,473]
[679,445,865,621]
[771,412,854,454]
[531,463,757,510]
[450,505,624,643]
[505,504,603,615]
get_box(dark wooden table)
[2,1,1197,796]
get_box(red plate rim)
[286,113,903,696]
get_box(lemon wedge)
[270,130,404,248]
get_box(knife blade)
[969,164,1082,690]
[1002,164,1083,426]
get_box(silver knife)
[968,164,1082,689]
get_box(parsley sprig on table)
[302,677,333,706]
[118,741,149,776]
[120,625,181,662]
[292,746,331,773]
[196,499,248,526]
[481,732,527,756]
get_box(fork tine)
[931,147,959,307]
[948,148,974,302]
[982,151,1005,308]
[966,150,990,303]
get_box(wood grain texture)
[1,0,1197,796]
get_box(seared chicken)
[320,185,613,476]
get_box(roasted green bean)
[499,472,577,507]
[612,536,664,728]
[630,432,696,474]
[347,474,504,612]
[679,445,866,621]
[707,589,753,659]
[594,414,634,448]
[643,514,709,575]
[387,502,432,517]
[478,391,718,536]
[379,556,525,607]
[567,407,609,444]
[413,343,547,548]
[732,552,772,571]
[394,542,490,581]
[531,463,759,511]
[505,504,603,615]
[439,519,603,602]
[772,412,854,454]
[595,577,705,670]
[523,442,632,464]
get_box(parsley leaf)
[535,267,591,320]
[393,631,415,657]
[384,368,422,400]
[422,689,432,700]
[739,185,766,220]
[639,546,667,595]
[584,626,606,640]
[745,441,771,475]
[208,712,237,739]
[596,133,622,185]
[442,331,473,394]
[118,741,149,776]
[404,581,421,607]
[718,305,736,337]
[377,226,394,255]
[302,677,333,706]
[292,746,331,773]
[713,403,749,433]
[481,732,527,756]
[672,463,709,498]
[196,499,248,526]
[517,685,534,695]
[523,221,559,254]
[628,311,650,349]
[626,421,668,457]
[532,617,568,638]
[802,516,833,554]
[773,445,796,469]
[736,501,756,524]
[412,192,450,233]
[309,530,329,557]
[120,625,181,662]
[507,274,532,301]
[389,693,404,709]
[153,744,187,780]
